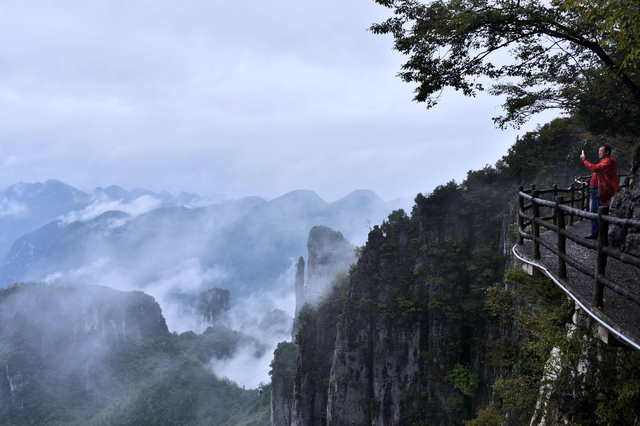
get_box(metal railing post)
[593,206,609,309]
[532,190,541,260]
[556,196,567,280]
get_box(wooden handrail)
[517,180,640,313]
[520,191,640,227]
[522,211,640,268]
[575,174,629,184]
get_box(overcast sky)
[0,0,557,201]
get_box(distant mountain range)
[0,180,207,259]
[0,180,406,302]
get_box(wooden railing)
[517,175,639,312]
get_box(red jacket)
[582,156,620,205]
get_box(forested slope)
[272,118,640,425]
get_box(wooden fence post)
[593,206,609,309]
[556,196,567,280]
[552,184,558,225]
[532,190,541,260]
[518,186,525,245]
[569,184,575,226]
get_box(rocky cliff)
[271,342,298,426]
[294,256,305,318]
[270,226,355,426]
[272,200,499,425]
[305,225,355,303]
[197,287,231,323]
[609,148,640,254]
[320,200,501,425]
[269,185,506,425]
[271,119,640,426]
[0,283,168,421]
[0,283,267,425]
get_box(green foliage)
[270,342,298,378]
[177,325,266,364]
[498,119,592,184]
[478,270,569,423]
[81,337,265,426]
[0,284,269,426]
[292,113,633,424]
[465,406,503,426]
[448,365,480,396]
[479,268,640,425]
[485,286,513,319]
[563,0,640,72]
[371,0,640,135]
[222,384,271,426]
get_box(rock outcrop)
[277,196,503,425]
[0,283,169,343]
[197,287,231,323]
[326,220,424,425]
[294,257,305,317]
[609,154,640,254]
[271,226,355,426]
[0,283,168,420]
[305,225,355,304]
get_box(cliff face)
[609,160,640,254]
[271,119,640,426]
[324,205,499,425]
[0,283,266,426]
[292,284,345,426]
[326,215,424,425]
[0,283,169,421]
[273,199,502,425]
[0,283,168,344]
[291,226,354,426]
[279,179,508,425]
[294,256,305,318]
[270,226,354,426]
[271,342,298,426]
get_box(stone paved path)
[516,220,640,349]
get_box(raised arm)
[582,157,614,173]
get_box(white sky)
[0,0,558,201]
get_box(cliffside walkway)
[514,177,640,350]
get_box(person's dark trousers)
[590,188,600,237]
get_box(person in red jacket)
[580,144,620,239]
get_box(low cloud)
[61,195,162,224]
[40,255,296,389]
[42,256,229,333]
[209,344,273,389]
[0,198,29,218]
[209,263,296,387]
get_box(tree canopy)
[371,0,640,134]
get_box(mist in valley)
[0,181,397,388]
